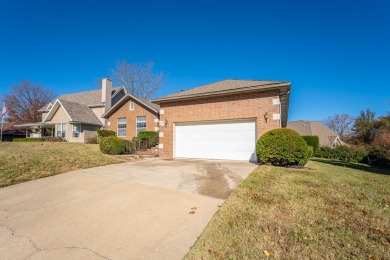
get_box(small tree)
[4,81,56,122]
[322,113,354,138]
[111,61,165,99]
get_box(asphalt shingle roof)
[39,87,122,111]
[287,120,339,147]
[153,79,289,101]
[59,99,102,125]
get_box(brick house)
[102,94,160,139]
[104,79,291,161]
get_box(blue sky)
[0,0,389,121]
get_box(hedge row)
[13,137,66,142]
[315,145,390,166]
[13,138,44,142]
[314,146,368,163]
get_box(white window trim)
[56,123,66,138]
[136,116,147,136]
[129,102,134,110]
[117,117,127,137]
[72,124,81,138]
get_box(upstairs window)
[129,102,134,110]
[136,116,146,135]
[117,117,127,137]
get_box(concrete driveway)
[0,158,257,260]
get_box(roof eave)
[70,121,102,126]
[151,82,291,103]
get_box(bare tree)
[323,113,354,138]
[4,80,56,122]
[111,61,165,99]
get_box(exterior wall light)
[164,119,168,127]
[264,112,268,123]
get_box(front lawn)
[186,159,390,259]
[0,142,123,187]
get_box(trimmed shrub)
[13,138,44,142]
[137,131,159,147]
[302,135,319,155]
[315,146,369,163]
[86,136,99,144]
[99,136,126,155]
[97,129,117,138]
[256,129,311,166]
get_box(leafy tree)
[372,112,390,149]
[111,61,165,99]
[352,109,380,144]
[3,80,56,123]
[322,113,354,138]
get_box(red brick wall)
[107,98,159,140]
[158,91,281,159]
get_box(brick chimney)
[102,77,112,112]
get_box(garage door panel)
[175,120,256,161]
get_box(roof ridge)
[59,86,121,97]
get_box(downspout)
[279,90,290,128]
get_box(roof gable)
[102,93,160,118]
[43,99,102,125]
[287,120,340,147]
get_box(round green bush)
[256,128,311,166]
[99,136,126,155]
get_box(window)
[72,124,81,138]
[56,123,66,137]
[117,118,127,137]
[129,102,134,110]
[136,116,146,135]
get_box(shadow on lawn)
[311,158,390,176]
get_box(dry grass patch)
[0,142,123,187]
[186,159,390,259]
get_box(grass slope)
[186,159,390,259]
[0,142,123,187]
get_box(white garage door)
[175,120,256,161]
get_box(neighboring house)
[0,122,26,141]
[15,78,126,142]
[102,94,160,139]
[150,79,291,161]
[287,120,344,147]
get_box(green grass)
[186,159,390,259]
[0,142,123,187]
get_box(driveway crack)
[0,224,42,259]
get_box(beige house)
[287,120,344,147]
[16,78,126,142]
